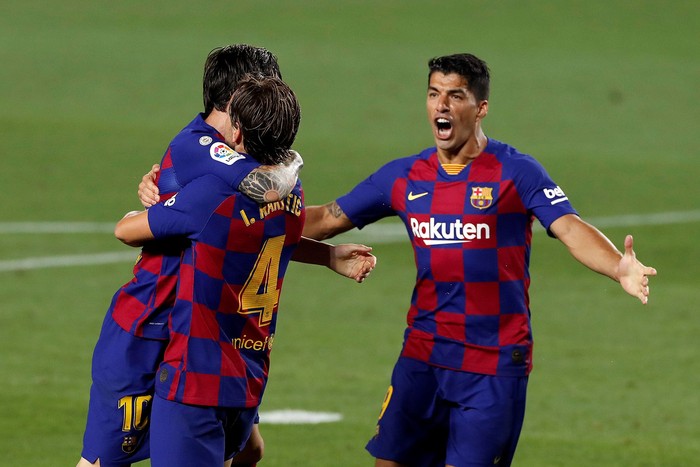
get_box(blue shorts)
[366,357,528,467]
[150,395,258,467]
[80,315,166,467]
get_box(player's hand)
[286,149,304,176]
[617,235,657,304]
[138,164,160,207]
[330,244,377,283]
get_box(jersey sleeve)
[148,175,230,240]
[514,156,578,235]
[336,163,397,229]
[170,138,261,190]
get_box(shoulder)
[170,115,222,153]
[167,116,260,185]
[486,138,547,175]
[376,147,435,174]
[166,115,223,167]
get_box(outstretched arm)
[302,202,356,240]
[137,150,303,207]
[550,214,657,304]
[292,237,376,283]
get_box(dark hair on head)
[428,53,490,101]
[203,44,282,115]
[229,74,301,165]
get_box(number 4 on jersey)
[238,235,285,326]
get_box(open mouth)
[435,117,452,138]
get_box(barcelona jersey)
[148,174,304,408]
[109,114,261,339]
[337,139,577,376]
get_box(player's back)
[153,174,305,408]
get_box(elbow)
[310,228,331,241]
[114,225,137,247]
[302,204,352,240]
[118,237,144,248]
[119,238,142,248]
[114,218,144,247]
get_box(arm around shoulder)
[238,150,303,203]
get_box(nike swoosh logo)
[407,191,429,201]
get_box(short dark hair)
[428,53,490,101]
[203,44,282,115]
[229,74,301,165]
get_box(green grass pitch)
[1,1,698,465]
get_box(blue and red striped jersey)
[336,139,577,376]
[148,173,305,408]
[110,114,261,339]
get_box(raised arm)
[549,214,657,304]
[302,202,356,240]
[137,150,303,208]
[291,237,376,283]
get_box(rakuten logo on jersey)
[543,185,569,205]
[409,216,491,246]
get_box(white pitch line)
[258,409,343,425]
[0,209,698,272]
[0,222,115,234]
[0,251,137,272]
[586,210,700,228]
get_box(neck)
[436,129,487,165]
[204,109,233,142]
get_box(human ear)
[476,100,488,120]
[232,122,243,145]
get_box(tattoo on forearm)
[238,150,302,203]
[239,168,295,203]
[327,201,345,219]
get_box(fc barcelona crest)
[122,435,138,454]
[470,186,493,210]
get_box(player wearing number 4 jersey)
[78,45,368,467]
[78,45,296,467]
[116,75,375,467]
[302,53,656,467]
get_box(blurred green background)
[1,1,698,465]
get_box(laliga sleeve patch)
[210,142,245,165]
